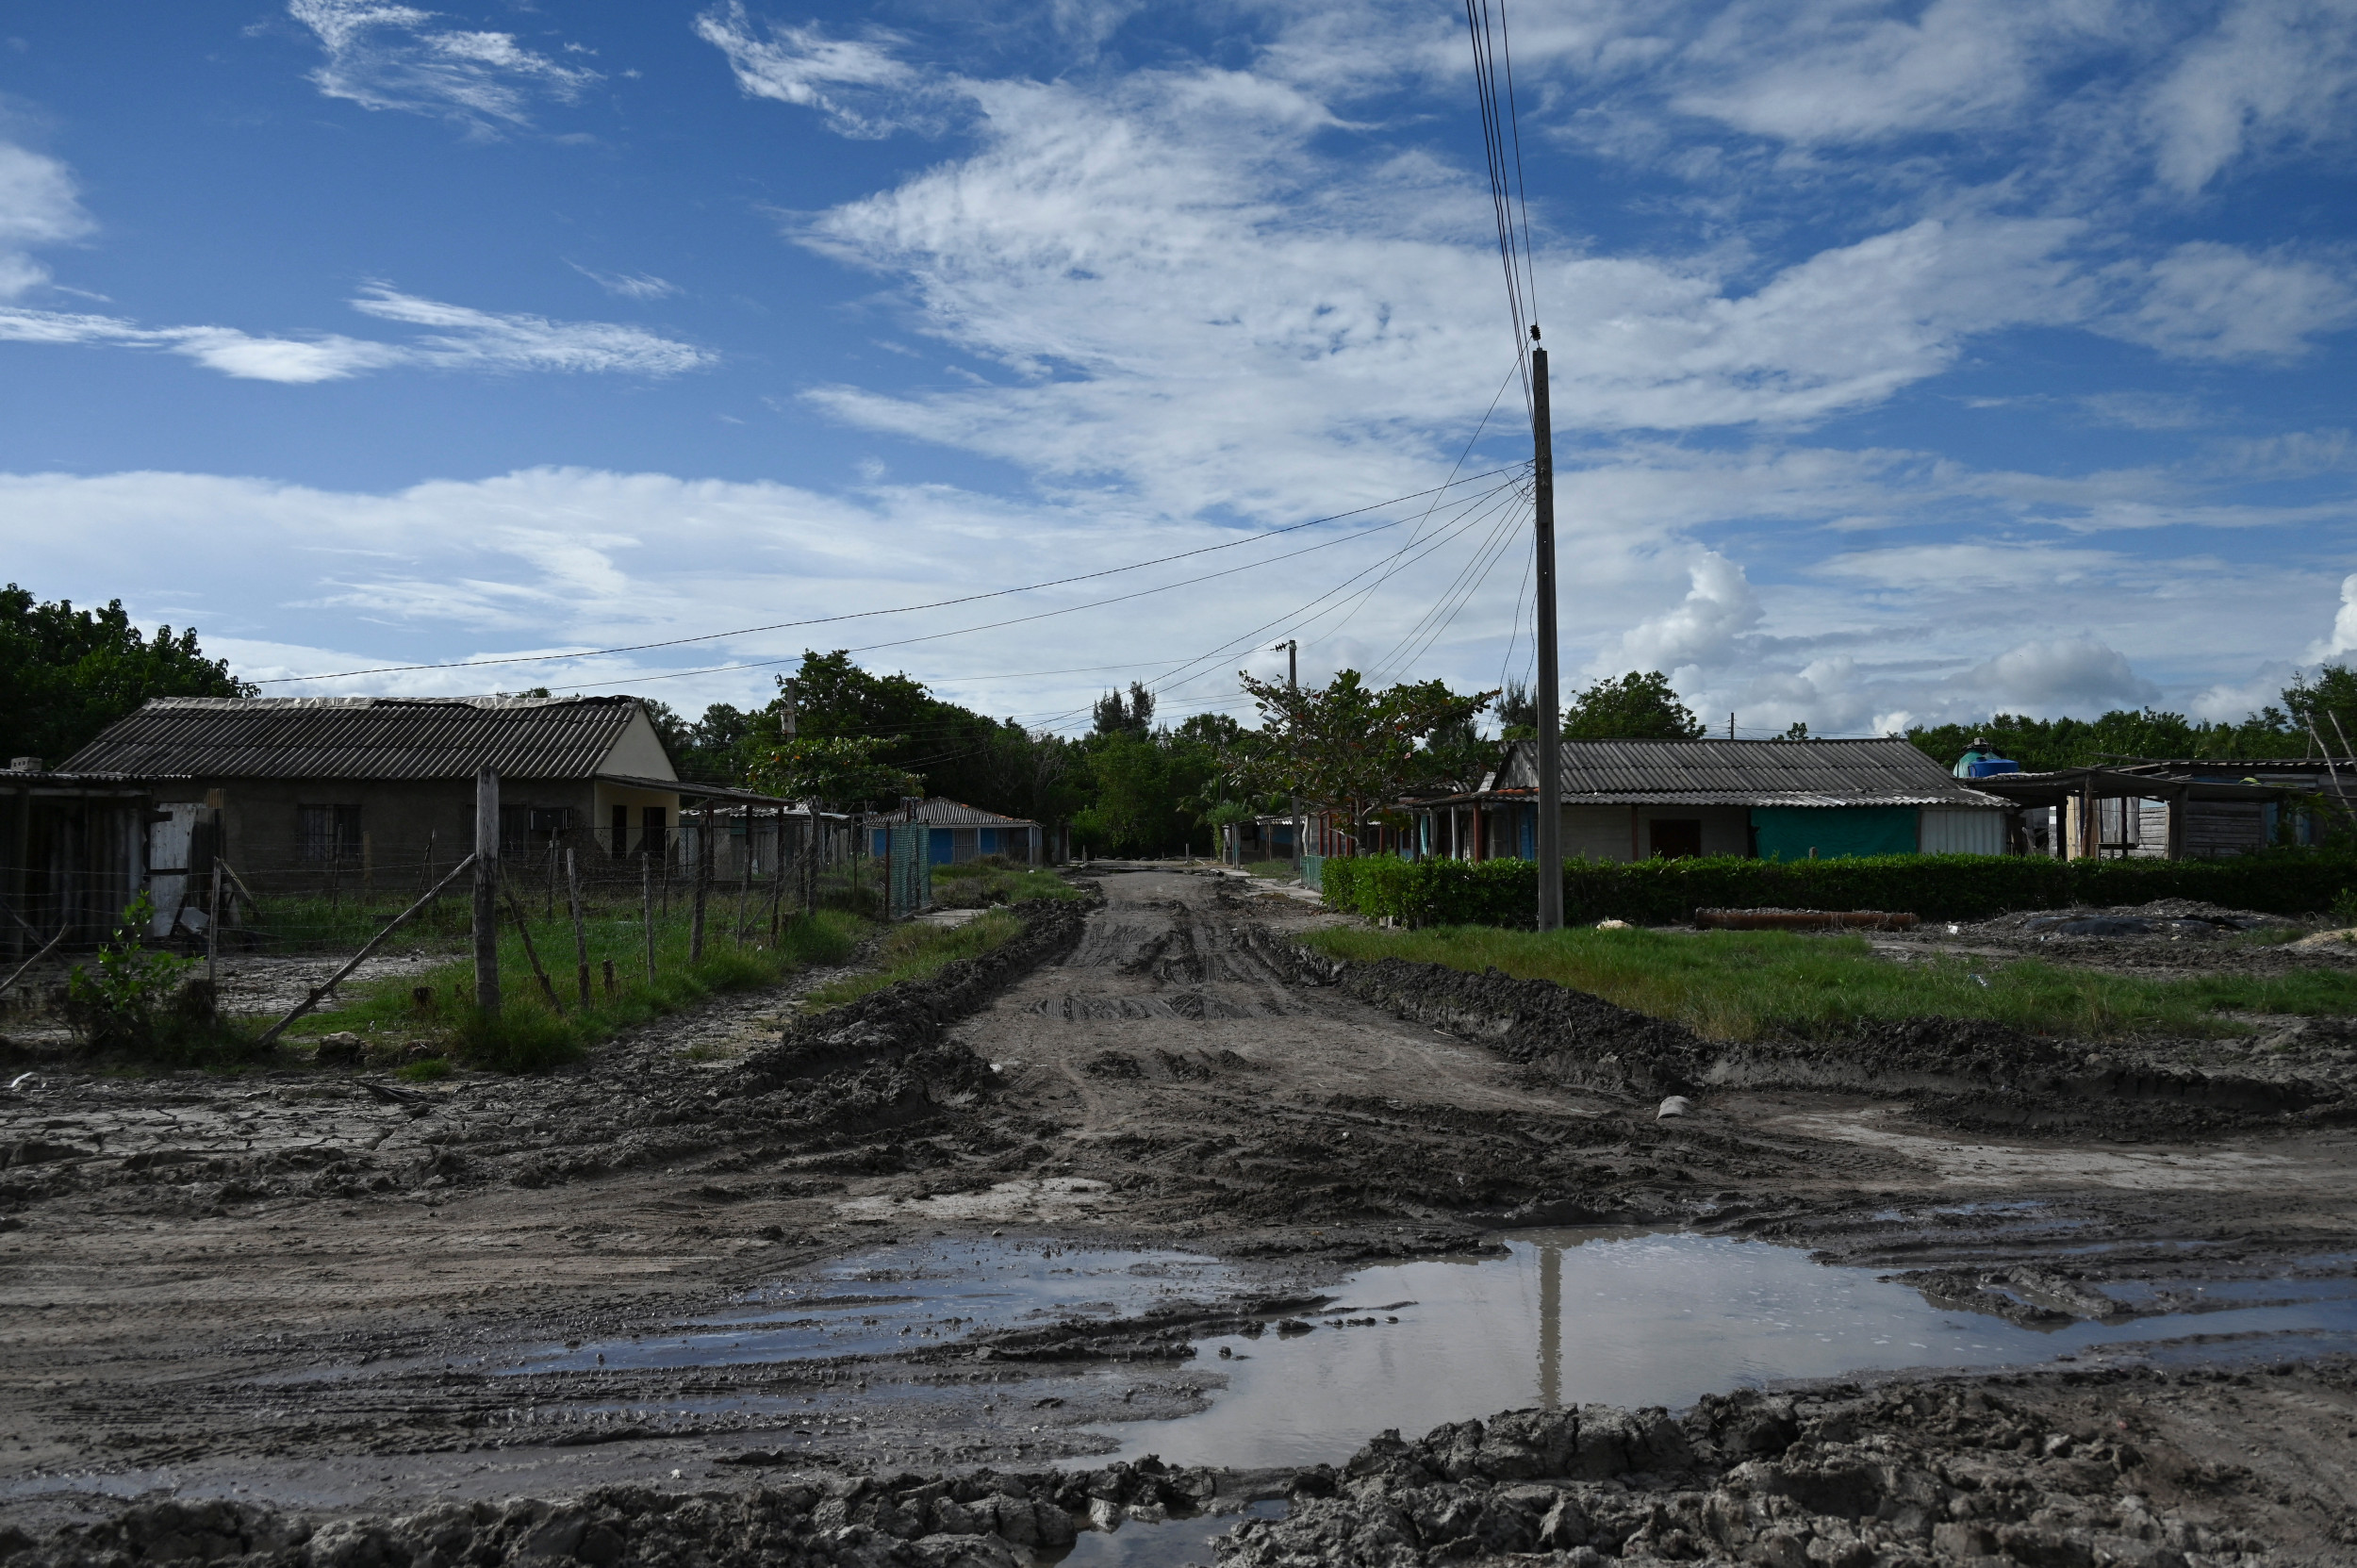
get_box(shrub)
[1322,850,2357,927]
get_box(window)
[297,804,362,863]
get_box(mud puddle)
[1049,1500,1287,1567]
[1096,1230,2357,1467]
[508,1241,1247,1375]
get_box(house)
[1405,738,2015,863]
[865,798,1044,865]
[1,761,174,952]
[59,696,690,886]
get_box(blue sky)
[3,0,2353,737]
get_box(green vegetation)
[1301,923,2357,1043]
[1905,665,2357,770]
[57,893,262,1066]
[931,857,1086,908]
[1320,850,2357,927]
[2,584,252,764]
[293,904,865,1072]
[801,907,1026,1010]
[1239,859,1297,879]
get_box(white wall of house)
[1559,803,1749,861]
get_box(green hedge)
[1318,850,2357,927]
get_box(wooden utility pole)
[1277,638,1301,874]
[690,801,712,961]
[1532,327,1563,932]
[473,765,501,1015]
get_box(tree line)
[12,582,2357,860]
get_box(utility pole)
[1531,327,1562,932]
[1276,639,1301,874]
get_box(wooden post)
[260,853,477,1047]
[503,884,564,1013]
[691,801,712,961]
[205,805,223,990]
[641,852,656,983]
[733,810,751,946]
[769,804,786,944]
[473,766,501,1016]
[566,848,590,1008]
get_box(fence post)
[691,801,712,961]
[567,847,590,1008]
[473,765,501,1015]
[641,851,656,982]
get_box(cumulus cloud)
[2308,572,2357,659]
[287,0,600,128]
[2104,241,2357,360]
[0,142,93,300]
[1964,635,2159,711]
[693,3,941,138]
[0,286,710,383]
[2144,0,2357,193]
[1608,552,1761,674]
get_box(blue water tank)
[1953,739,2019,779]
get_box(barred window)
[297,804,362,863]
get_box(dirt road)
[6,867,2357,1561]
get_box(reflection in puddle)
[1047,1501,1286,1567]
[512,1241,1243,1374]
[1098,1230,2357,1468]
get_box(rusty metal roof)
[1483,738,2011,808]
[59,697,655,782]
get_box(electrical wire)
[255,467,1522,686]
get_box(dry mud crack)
[4,869,2357,1565]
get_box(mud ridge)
[1267,928,2353,1131]
[733,895,1097,1098]
[11,1360,2352,1566]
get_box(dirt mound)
[1230,1362,2333,1565]
[1271,927,2349,1131]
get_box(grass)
[1299,923,2357,1043]
[293,902,866,1072]
[931,858,1088,908]
[1238,859,1298,880]
[801,907,1027,1011]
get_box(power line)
[255,466,1522,685]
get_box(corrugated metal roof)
[59,697,654,782]
[898,797,1038,828]
[1487,738,2010,808]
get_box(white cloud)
[287,0,600,128]
[2309,571,2357,659]
[1607,551,1760,673]
[0,287,711,383]
[1669,0,2109,145]
[569,262,679,300]
[2104,241,2357,360]
[693,3,938,138]
[0,142,94,300]
[2144,0,2357,192]
[1966,635,2160,710]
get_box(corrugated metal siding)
[60,697,639,782]
[1495,738,2007,808]
[906,798,1037,828]
[1918,806,2008,855]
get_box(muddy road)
[6,867,2357,1563]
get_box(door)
[147,802,207,935]
[1648,818,1704,859]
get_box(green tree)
[1,585,253,765]
[745,734,920,811]
[1230,669,1494,843]
[1562,670,1705,740]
